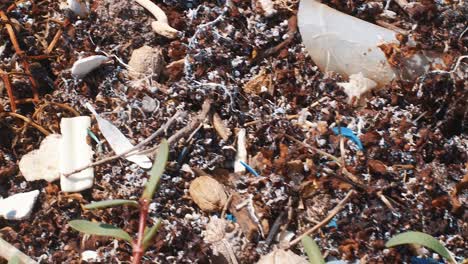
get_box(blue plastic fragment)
[410,257,444,264]
[226,214,236,222]
[332,127,364,150]
[239,160,260,177]
[327,217,338,228]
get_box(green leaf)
[386,231,456,264]
[8,256,20,264]
[143,218,163,250]
[69,220,132,243]
[301,235,325,264]
[142,139,169,200]
[84,199,139,210]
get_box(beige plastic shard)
[234,128,247,173]
[19,134,62,182]
[60,117,94,192]
[298,0,398,86]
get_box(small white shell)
[71,55,109,78]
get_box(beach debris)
[298,0,432,86]
[204,216,241,264]
[212,113,231,141]
[141,95,158,113]
[135,0,179,38]
[19,134,62,182]
[86,103,152,169]
[337,72,377,104]
[66,0,89,17]
[332,127,364,150]
[0,190,40,220]
[257,249,309,264]
[71,55,109,78]
[128,45,165,79]
[60,117,95,192]
[190,176,228,212]
[81,250,99,262]
[234,129,247,173]
[257,0,277,17]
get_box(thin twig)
[63,110,185,177]
[5,112,51,136]
[0,71,16,112]
[288,190,356,247]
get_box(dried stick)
[136,100,212,157]
[288,190,356,247]
[46,29,62,54]
[5,112,51,136]
[63,110,185,177]
[0,237,37,264]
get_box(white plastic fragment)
[81,250,98,262]
[67,0,89,17]
[0,190,39,220]
[19,134,62,182]
[337,72,377,103]
[135,0,179,38]
[86,103,152,169]
[71,55,109,78]
[258,0,277,17]
[60,117,95,192]
[234,128,247,173]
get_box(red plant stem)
[0,71,16,112]
[132,199,150,264]
[0,11,39,102]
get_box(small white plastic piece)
[0,190,40,220]
[81,250,98,262]
[71,55,109,78]
[86,103,152,169]
[67,0,89,17]
[19,134,62,182]
[234,128,247,173]
[337,72,377,103]
[60,117,95,192]
[135,0,179,39]
[258,0,277,17]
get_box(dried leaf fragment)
[243,70,272,95]
[190,176,228,212]
[212,113,231,141]
[257,249,309,264]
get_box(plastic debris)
[332,127,364,150]
[298,0,432,87]
[226,214,236,222]
[86,103,152,169]
[410,257,443,264]
[60,116,95,192]
[135,0,179,38]
[257,0,277,17]
[337,72,377,104]
[66,0,89,17]
[81,250,99,262]
[71,55,109,78]
[0,190,39,220]
[239,161,260,177]
[234,128,247,173]
[19,134,62,182]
